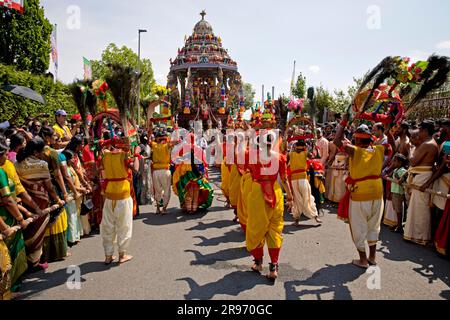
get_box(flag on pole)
[50,25,58,79]
[83,57,92,80]
[0,0,24,14]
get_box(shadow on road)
[177,271,273,299]
[186,247,248,266]
[18,261,117,300]
[283,224,322,235]
[141,208,209,226]
[186,219,237,231]
[283,263,366,300]
[194,229,245,247]
[378,226,450,292]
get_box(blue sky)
[41,0,450,102]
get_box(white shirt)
[316,137,330,165]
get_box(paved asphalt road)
[17,169,449,300]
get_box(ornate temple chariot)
[167,11,244,129]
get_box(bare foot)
[293,219,299,227]
[266,264,279,281]
[251,263,263,273]
[368,258,377,266]
[104,255,116,265]
[352,259,369,269]
[119,254,133,264]
[315,217,323,224]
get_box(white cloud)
[437,41,450,50]
[309,65,320,74]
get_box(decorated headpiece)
[226,114,235,129]
[353,55,450,124]
[250,103,263,129]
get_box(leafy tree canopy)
[0,0,52,74]
[91,43,156,101]
[243,82,255,109]
[292,72,306,99]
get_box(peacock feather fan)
[69,80,97,138]
[105,63,141,135]
[408,55,450,109]
[356,56,400,112]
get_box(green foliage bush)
[0,63,77,124]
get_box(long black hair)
[16,137,46,162]
[66,135,83,152]
[39,126,55,139]
[9,133,25,151]
[0,134,8,153]
[62,149,76,162]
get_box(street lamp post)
[137,29,147,127]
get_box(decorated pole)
[239,87,245,113]
[218,84,226,114]
[307,87,316,129]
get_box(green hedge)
[0,63,77,124]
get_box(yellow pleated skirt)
[237,172,252,227]
[246,180,284,252]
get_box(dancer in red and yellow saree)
[172,134,213,213]
[246,132,293,280]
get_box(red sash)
[254,178,277,209]
[337,175,381,222]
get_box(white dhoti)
[349,199,384,252]
[383,200,397,227]
[291,178,319,220]
[326,154,348,203]
[152,169,172,207]
[432,173,450,211]
[404,168,433,245]
[100,197,133,256]
[80,215,91,236]
[66,200,82,243]
[141,164,154,205]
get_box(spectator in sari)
[38,126,69,262]
[81,138,103,230]
[0,141,30,293]
[61,149,86,247]
[7,133,26,164]
[0,218,18,300]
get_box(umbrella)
[2,85,46,104]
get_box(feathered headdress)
[105,63,142,137]
[69,80,97,139]
[353,54,450,120]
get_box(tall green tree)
[292,72,307,99]
[331,89,350,114]
[91,43,156,101]
[309,85,333,123]
[243,82,255,109]
[0,0,52,74]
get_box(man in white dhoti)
[335,121,386,269]
[100,143,137,265]
[288,140,322,226]
[404,121,439,245]
[151,132,173,215]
